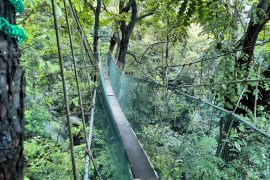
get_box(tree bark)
[218,0,270,162]
[236,0,270,113]
[83,0,101,54]
[93,0,101,53]
[0,0,25,179]
[117,0,138,69]
[238,0,269,66]
[109,31,117,53]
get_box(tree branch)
[18,9,35,24]
[127,0,137,32]
[102,0,118,17]
[83,0,95,13]
[121,0,133,12]
[136,11,154,22]
[127,51,142,64]
[140,41,174,61]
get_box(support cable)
[80,31,92,86]
[107,57,270,141]
[172,91,270,142]
[169,39,270,68]
[67,0,95,64]
[217,59,265,157]
[51,0,77,179]
[63,0,89,150]
[174,78,270,88]
[67,2,103,178]
[84,90,98,180]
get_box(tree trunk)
[117,0,137,69]
[0,0,25,179]
[218,1,270,162]
[118,33,129,69]
[93,0,101,54]
[114,30,120,58]
[236,0,270,113]
[109,31,117,53]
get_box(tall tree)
[109,0,155,69]
[84,0,102,54]
[236,0,270,113]
[0,0,25,179]
[117,0,137,69]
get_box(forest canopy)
[0,0,270,179]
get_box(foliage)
[24,137,85,179]
[25,106,52,138]
[17,0,270,179]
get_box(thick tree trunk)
[118,34,129,69]
[236,0,270,113]
[218,1,270,162]
[117,0,137,69]
[0,0,25,179]
[240,0,269,64]
[93,0,101,53]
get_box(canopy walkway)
[93,55,270,179]
[7,0,268,178]
[48,1,270,178]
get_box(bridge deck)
[99,62,158,180]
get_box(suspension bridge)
[2,0,270,179]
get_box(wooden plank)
[99,63,158,180]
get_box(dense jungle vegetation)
[0,0,270,179]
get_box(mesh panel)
[93,91,132,180]
[106,55,270,179]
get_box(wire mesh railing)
[92,92,133,179]
[106,55,270,179]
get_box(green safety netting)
[105,55,270,179]
[93,77,132,180]
[0,17,27,44]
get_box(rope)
[84,90,97,180]
[0,17,27,44]
[67,1,96,64]
[107,56,270,142]
[173,78,270,88]
[51,0,77,179]
[171,90,270,142]
[63,0,89,151]
[169,39,270,68]
[66,1,102,178]
[9,0,24,13]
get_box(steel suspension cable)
[218,59,259,158]
[84,90,98,180]
[63,0,89,153]
[67,0,95,63]
[173,90,270,142]
[174,78,270,88]
[51,0,77,179]
[169,39,270,68]
[66,1,102,178]
[80,31,92,86]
